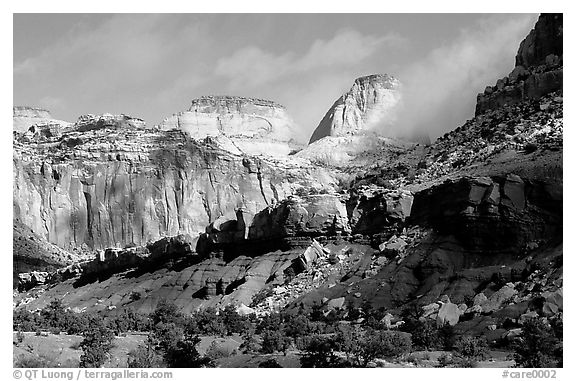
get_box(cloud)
[389,14,538,140]
[14,14,213,119]
[215,29,404,90]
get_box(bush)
[205,340,236,359]
[355,330,412,366]
[300,335,339,368]
[524,142,538,153]
[79,317,115,368]
[514,318,562,368]
[127,341,164,368]
[15,331,25,345]
[258,358,283,368]
[239,328,260,354]
[260,329,291,355]
[221,305,250,335]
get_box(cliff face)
[13,114,335,251]
[476,14,562,115]
[158,96,302,157]
[13,106,72,133]
[309,74,401,144]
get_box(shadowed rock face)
[309,74,402,144]
[13,118,335,250]
[515,14,563,68]
[476,14,563,115]
[410,175,562,250]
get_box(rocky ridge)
[476,14,562,115]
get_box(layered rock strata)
[159,96,303,157]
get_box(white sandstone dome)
[308,74,402,144]
[158,96,302,157]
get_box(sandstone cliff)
[13,113,335,251]
[158,96,303,157]
[13,106,72,133]
[309,74,401,144]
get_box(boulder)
[481,285,518,314]
[326,297,346,310]
[436,302,463,327]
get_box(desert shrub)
[514,318,562,368]
[452,335,488,368]
[205,340,236,359]
[147,302,212,368]
[150,300,185,327]
[437,352,454,368]
[14,354,59,368]
[163,332,212,368]
[256,312,284,334]
[79,317,115,368]
[355,330,412,366]
[258,358,283,368]
[300,335,340,368]
[406,319,441,350]
[260,329,291,355]
[333,325,361,365]
[109,308,149,334]
[524,142,538,153]
[194,308,226,336]
[15,331,25,345]
[127,340,165,368]
[239,327,260,354]
[13,309,41,331]
[221,305,250,335]
[283,314,312,338]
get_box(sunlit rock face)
[158,96,303,157]
[308,74,402,144]
[13,114,335,250]
[13,106,72,132]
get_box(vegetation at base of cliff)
[13,298,564,368]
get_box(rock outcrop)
[158,96,303,157]
[13,114,335,251]
[476,14,562,115]
[410,175,562,250]
[309,74,401,144]
[13,106,72,133]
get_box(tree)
[354,329,412,367]
[239,327,259,354]
[284,314,311,338]
[514,318,562,368]
[260,329,291,355]
[127,338,164,368]
[164,332,212,368]
[79,317,115,368]
[221,305,249,335]
[300,335,339,368]
[334,325,361,366]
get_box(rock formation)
[158,96,303,157]
[476,14,562,115]
[309,74,401,144]
[13,13,563,348]
[13,106,71,133]
[13,113,335,251]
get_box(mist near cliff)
[388,15,538,142]
[14,14,538,144]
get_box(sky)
[13,13,539,142]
